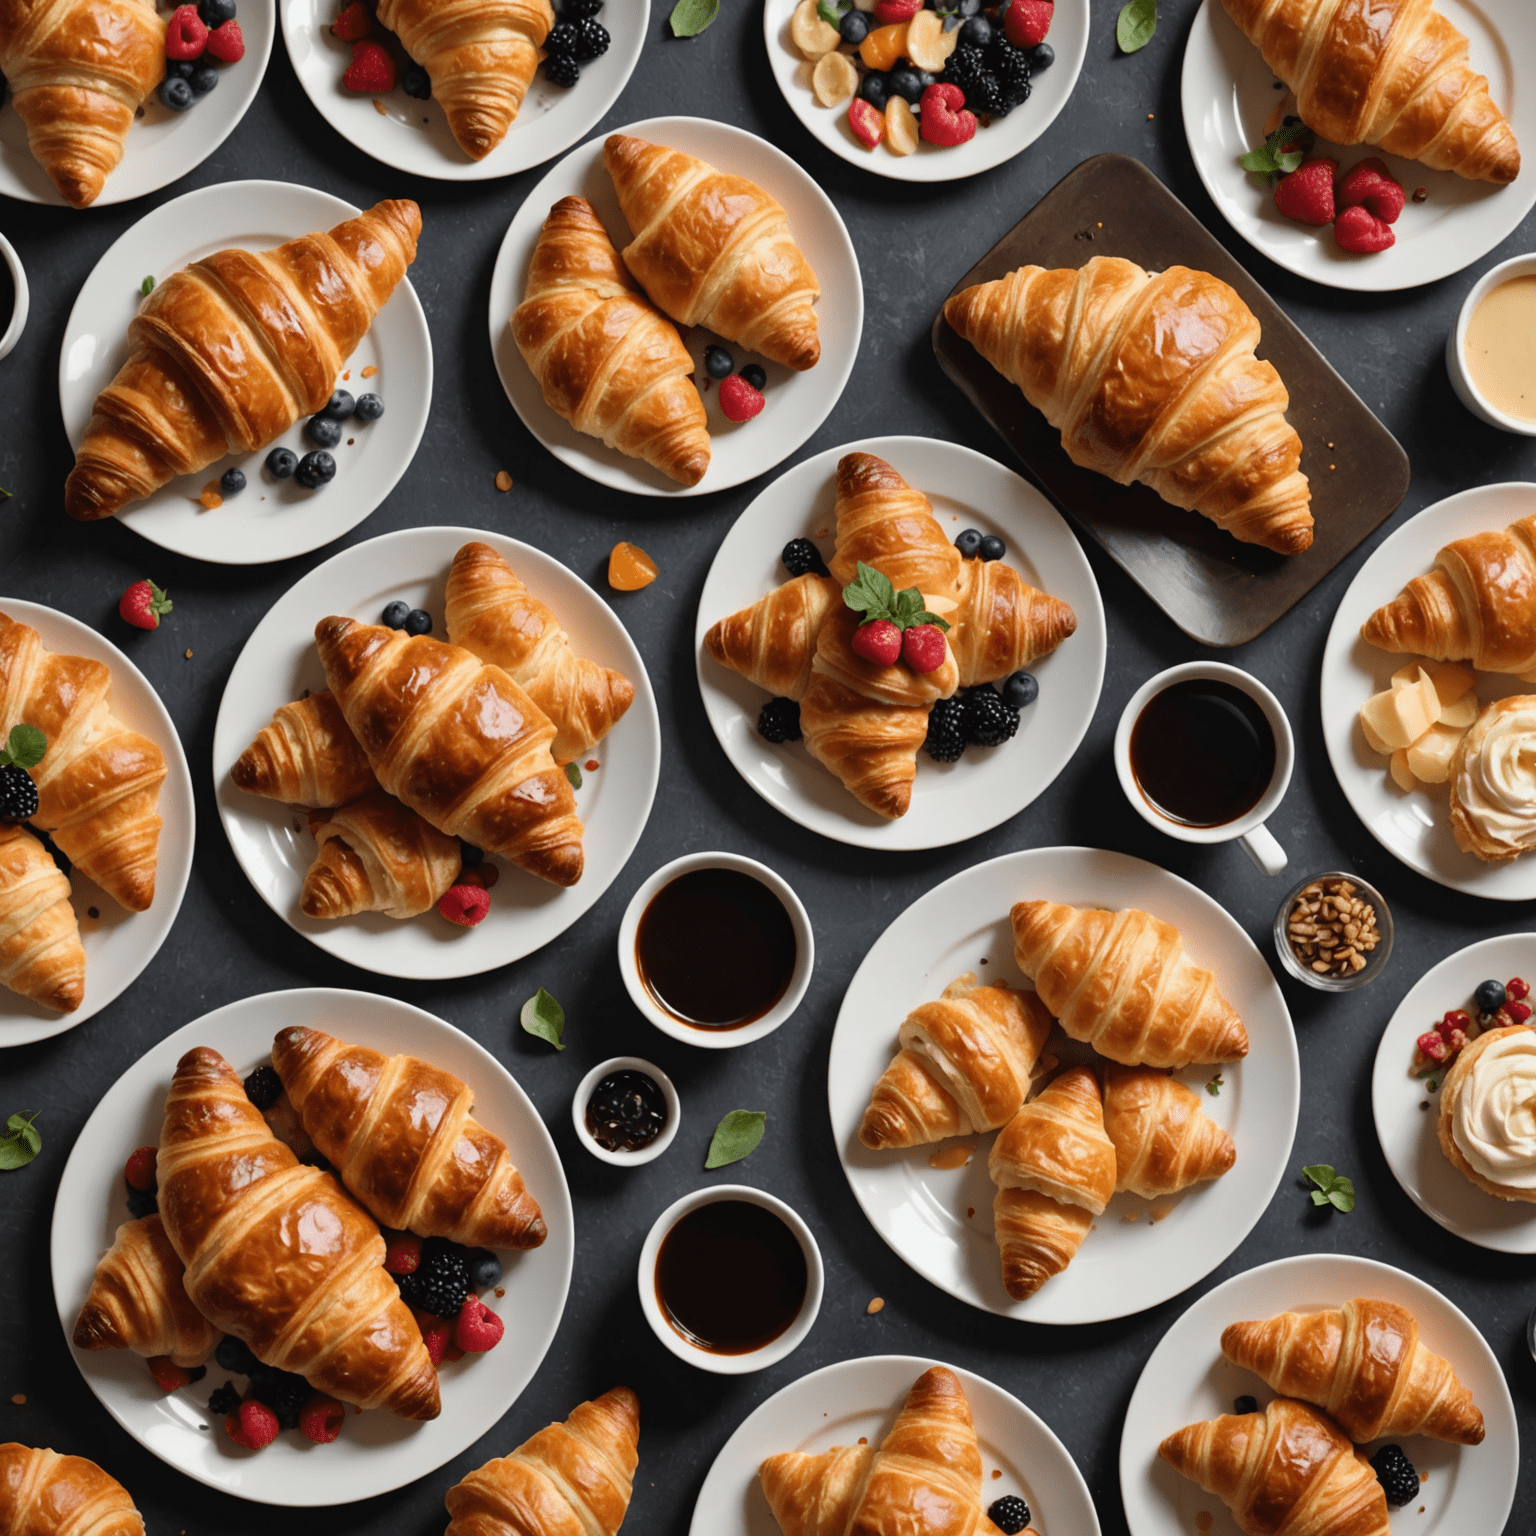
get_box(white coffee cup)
[1114,662,1294,876]
[0,232,29,362]
[1446,252,1536,437]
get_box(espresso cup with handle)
[1114,662,1294,875]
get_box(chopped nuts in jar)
[1286,878,1380,978]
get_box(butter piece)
[1390,748,1418,791]
[1361,674,1440,751]
[1407,721,1466,784]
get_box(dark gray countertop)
[1,2,1534,1532]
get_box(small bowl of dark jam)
[618,852,814,1049]
[572,1055,679,1166]
[637,1185,823,1374]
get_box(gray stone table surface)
[2,2,1534,1532]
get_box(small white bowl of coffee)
[1448,254,1536,436]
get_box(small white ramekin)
[570,1055,680,1167]
[0,232,29,362]
[1446,253,1536,436]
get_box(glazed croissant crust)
[0,1442,143,1536]
[232,691,379,808]
[1101,1064,1236,1198]
[704,573,841,703]
[0,823,84,1014]
[301,791,462,920]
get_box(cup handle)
[1239,823,1288,876]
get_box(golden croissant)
[950,555,1076,686]
[827,452,963,599]
[0,0,164,208]
[0,1443,143,1536]
[65,200,421,521]
[1011,899,1250,1068]
[704,573,841,702]
[301,791,462,920]
[315,616,584,887]
[232,691,379,808]
[859,973,1054,1149]
[945,257,1313,555]
[272,1025,547,1249]
[605,134,821,371]
[1159,1397,1390,1536]
[0,823,84,1013]
[157,1046,440,1419]
[444,1386,640,1536]
[1220,0,1519,184]
[1101,1064,1236,1198]
[0,612,165,912]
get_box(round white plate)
[281,0,645,180]
[690,1353,1100,1536]
[51,987,574,1506]
[1372,932,1536,1253]
[764,0,1087,183]
[488,115,863,498]
[212,525,659,978]
[1120,1253,1518,1536]
[1320,481,1536,899]
[695,436,1105,851]
[0,0,275,207]
[829,846,1299,1325]
[1182,0,1536,291]
[59,180,431,565]
[0,600,193,1046]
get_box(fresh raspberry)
[873,0,921,19]
[849,97,884,151]
[1004,0,1053,50]
[1507,1000,1533,1025]
[437,883,489,927]
[919,83,976,148]
[1508,976,1530,1001]
[901,623,948,674]
[383,1233,422,1274]
[416,1316,451,1368]
[343,39,396,92]
[205,18,244,61]
[1335,156,1404,224]
[718,375,765,423]
[148,1356,192,1392]
[851,619,902,668]
[119,579,171,631]
[454,1294,504,1354]
[1416,1030,1449,1063]
[165,5,207,59]
[124,1146,158,1192]
[225,1397,280,1450]
[299,1393,345,1444]
[329,1,370,41]
[1272,157,1338,227]
[1334,204,1395,254]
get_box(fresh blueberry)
[219,466,246,497]
[739,363,767,391]
[888,66,924,104]
[294,451,336,490]
[322,388,355,420]
[160,76,194,111]
[914,68,936,88]
[838,7,869,43]
[1475,979,1507,1015]
[125,1186,159,1219]
[188,60,219,96]
[465,1248,503,1289]
[704,344,735,379]
[859,70,890,110]
[264,446,298,480]
[458,840,485,866]
[955,528,983,558]
[1029,41,1054,70]
[958,14,992,46]
[957,0,982,14]
[1234,1395,1259,1415]
[402,64,431,99]
[215,1335,259,1375]
[165,58,195,79]
[404,609,432,636]
[197,0,236,25]
[979,533,1006,562]
[305,414,342,448]
[354,393,385,422]
[381,600,411,630]
[1000,670,1038,709]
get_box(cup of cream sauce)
[1448,254,1536,436]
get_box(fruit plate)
[931,153,1411,648]
[0,0,275,208]
[829,846,1299,1326]
[1372,933,1536,1254]
[695,435,1105,851]
[1181,0,1536,293]
[281,0,645,181]
[50,987,575,1505]
[1320,482,1536,901]
[212,524,659,979]
[489,114,863,499]
[689,1353,1101,1536]
[1119,1254,1518,1536]
[762,0,1087,183]
[0,600,194,1047]
[58,179,431,566]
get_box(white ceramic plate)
[1182,0,1536,291]
[829,846,1299,1325]
[488,115,863,498]
[1372,932,1536,1253]
[690,1353,1100,1536]
[763,0,1087,183]
[695,436,1105,851]
[212,525,659,978]
[1119,1253,1518,1536]
[51,987,574,1506]
[0,0,275,207]
[1320,482,1536,899]
[0,600,193,1046]
[281,0,645,180]
[59,180,431,566]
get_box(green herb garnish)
[565,762,582,789]
[0,1111,41,1171]
[841,562,950,633]
[1302,1163,1354,1213]
[705,1109,766,1169]
[1206,1074,1223,1096]
[1238,120,1313,177]
[140,275,155,296]
[519,988,565,1050]
[669,0,719,37]
[1116,0,1157,53]
[0,724,46,772]
[817,0,850,23]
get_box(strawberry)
[329,1,370,41]
[718,375,765,422]
[1272,157,1337,226]
[443,1339,466,1363]
[1334,204,1395,254]
[848,96,884,151]
[299,1393,346,1444]
[454,1294,504,1354]
[383,1232,422,1274]
[343,39,396,92]
[205,18,245,61]
[147,1355,192,1393]
[225,1398,280,1450]
[437,883,490,927]
[919,82,975,148]
[119,579,171,630]
[1335,156,1404,224]
[165,4,207,59]
[901,624,948,674]
[873,0,921,20]
[1004,0,1053,50]
[124,1146,158,1192]
[851,618,903,667]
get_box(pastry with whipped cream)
[1438,1024,1536,1201]
[1448,695,1536,862]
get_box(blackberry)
[545,19,579,56]
[988,1495,1032,1535]
[207,1381,241,1417]
[1234,1394,1259,1415]
[757,697,802,745]
[411,1238,471,1319]
[0,763,38,823]
[215,1335,259,1375]
[942,43,984,92]
[572,17,609,58]
[249,1365,309,1430]
[781,537,826,577]
[924,696,966,763]
[990,38,1031,93]
[961,687,1019,748]
[561,0,602,14]
[966,71,1003,118]
[125,1186,159,1219]
[242,1064,283,1111]
[995,73,1031,113]
[1370,1445,1418,1508]
[544,53,579,86]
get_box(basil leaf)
[842,562,898,622]
[705,1108,766,1168]
[1116,0,1156,53]
[520,989,566,1050]
[140,275,155,296]
[817,0,850,24]
[1301,1162,1354,1213]
[1301,1162,1335,1189]
[0,1111,40,1170]
[1324,1175,1355,1212]
[1206,1074,1223,1096]
[6,724,46,771]
[669,0,719,37]
[565,762,582,789]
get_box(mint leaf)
[842,562,898,622]
[0,1110,41,1170]
[565,762,582,789]
[669,0,719,37]
[2,724,46,772]
[1302,1163,1355,1213]
[1239,121,1313,176]
[520,989,565,1050]
[705,1109,766,1169]
[140,275,155,297]
[817,0,850,23]
[1116,0,1156,53]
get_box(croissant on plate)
[444,1386,640,1536]
[0,612,165,912]
[827,453,963,599]
[232,691,379,808]
[604,135,822,372]
[1219,0,1519,184]
[65,201,421,521]
[0,0,164,208]
[950,555,1077,687]
[301,792,462,921]
[72,1214,217,1369]
[944,257,1313,555]
[316,616,584,887]
[859,973,1054,1149]
[272,1025,547,1249]
[157,1046,440,1419]
[1011,900,1250,1068]
[1101,1064,1236,1198]
[0,823,85,1014]
[704,573,842,703]
[0,1443,143,1536]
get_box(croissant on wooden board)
[272,1025,547,1249]
[0,612,165,913]
[1101,1064,1236,1199]
[1010,899,1250,1068]
[1159,1398,1390,1536]
[1220,0,1519,184]
[0,823,84,1014]
[859,973,1054,1150]
[315,616,585,887]
[704,573,842,703]
[301,792,462,921]
[950,555,1077,687]
[444,1386,640,1536]
[0,1443,143,1536]
[604,135,822,372]
[232,691,379,808]
[944,257,1313,555]
[0,0,165,208]
[72,1214,218,1369]
[827,453,963,599]
[65,201,422,521]
[156,1046,440,1420]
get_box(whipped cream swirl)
[1453,1030,1536,1189]
[1455,701,1536,856]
